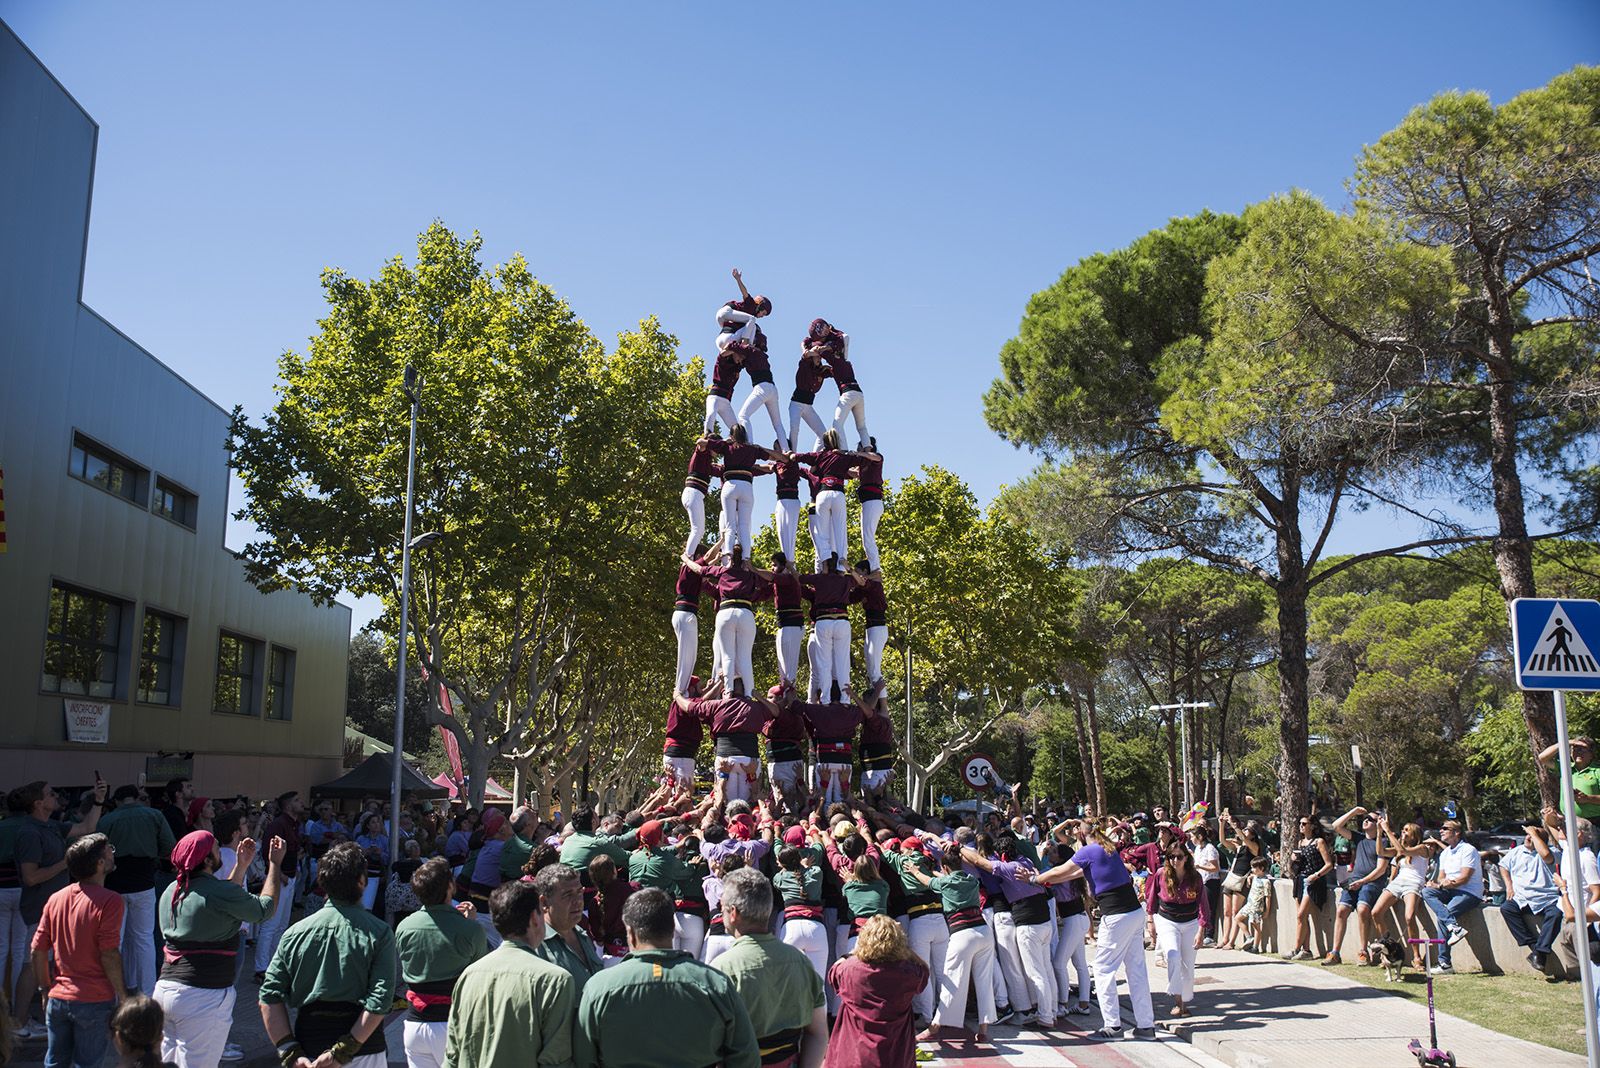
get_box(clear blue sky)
[6,2,1596,628]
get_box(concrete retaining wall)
[1249,877,1576,978]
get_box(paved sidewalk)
[1153,949,1583,1068]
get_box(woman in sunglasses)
[1143,843,1209,1017]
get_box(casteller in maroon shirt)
[826,954,929,1068]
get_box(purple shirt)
[990,860,1047,902]
[1071,843,1133,895]
[700,838,770,868]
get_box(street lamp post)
[389,366,439,872]
[1149,701,1214,812]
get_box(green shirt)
[772,867,822,906]
[574,948,758,1068]
[259,901,396,1015]
[446,940,575,1068]
[1016,837,1042,866]
[841,879,889,919]
[160,872,275,942]
[628,847,694,894]
[928,871,980,913]
[396,904,487,986]
[534,926,604,1000]
[560,830,638,873]
[713,933,823,1041]
[97,804,177,859]
[501,835,535,882]
[1574,765,1600,820]
[878,850,934,894]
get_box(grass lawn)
[1319,960,1588,1055]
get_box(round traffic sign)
[962,753,998,790]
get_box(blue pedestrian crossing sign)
[1512,598,1600,692]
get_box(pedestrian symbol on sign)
[1527,608,1599,676]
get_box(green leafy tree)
[230,223,702,806]
[1347,67,1600,803]
[988,200,1458,854]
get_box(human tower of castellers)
[665,267,895,814]
[651,272,1173,1047]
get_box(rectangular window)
[267,646,295,721]
[69,432,146,505]
[152,477,197,530]
[41,583,127,699]
[138,609,186,706]
[213,631,262,716]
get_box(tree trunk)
[466,725,492,809]
[1085,682,1108,813]
[1069,689,1093,810]
[1275,460,1312,867]
[1484,306,1557,807]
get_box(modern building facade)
[0,20,350,799]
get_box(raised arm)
[731,267,751,304]
[1033,857,1086,886]
[1331,806,1365,841]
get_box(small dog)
[1368,936,1407,981]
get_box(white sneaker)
[16,1022,46,1040]
[221,1044,244,1061]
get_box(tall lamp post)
[1148,701,1214,812]
[390,366,443,869]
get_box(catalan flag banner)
[0,465,7,553]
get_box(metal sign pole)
[1555,690,1600,1068]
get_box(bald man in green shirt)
[575,888,758,1068]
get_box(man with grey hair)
[532,863,602,997]
[499,806,538,882]
[713,868,827,1068]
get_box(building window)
[213,631,262,716]
[69,432,146,505]
[138,610,186,706]
[267,646,295,721]
[152,477,197,530]
[41,583,128,699]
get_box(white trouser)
[0,887,25,991]
[347,1055,385,1068]
[663,755,696,790]
[1014,916,1057,1024]
[814,490,848,567]
[860,499,885,572]
[1054,911,1091,1006]
[671,609,698,694]
[681,487,707,557]
[120,888,157,995]
[782,918,829,979]
[1094,907,1153,1031]
[717,755,757,802]
[702,932,736,966]
[737,382,788,451]
[864,624,888,684]
[903,912,949,1020]
[254,874,296,971]
[937,925,997,1030]
[832,390,868,449]
[984,908,1010,1009]
[477,911,503,950]
[714,607,756,694]
[776,625,804,685]
[154,979,234,1068]
[704,394,737,436]
[1154,913,1199,1001]
[806,629,822,700]
[775,499,801,563]
[768,760,805,800]
[862,767,893,793]
[674,912,707,959]
[818,762,851,806]
[402,1020,447,1068]
[806,505,824,568]
[992,910,1031,1011]
[811,618,851,702]
[721,480,755,557]
[789,401,827,452]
